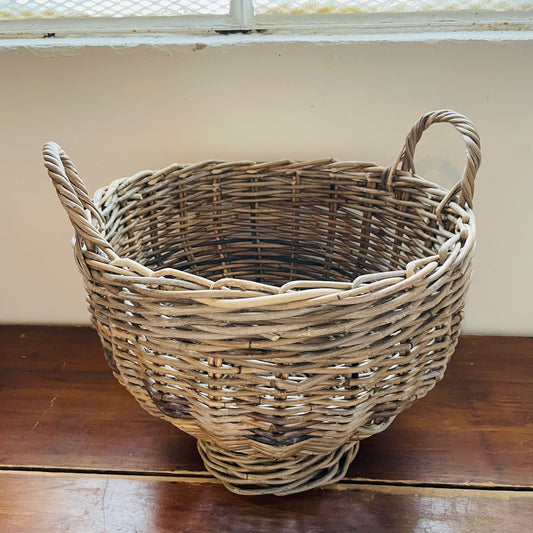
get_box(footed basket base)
[197,439,360,496]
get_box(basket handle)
[43,142,117,261]
[386,109,481,220]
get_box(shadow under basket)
[44,110,481,496]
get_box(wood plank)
[0,326,203,472]
[350,335,533,487]
[1,472,532,533]
[1,326,532,487]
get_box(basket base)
[197,439,360,496]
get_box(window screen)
[0,1,529,27]
[253,0,531,13]
[0,0,231,19]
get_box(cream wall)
[1,39,532,334]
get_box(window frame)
[0,0,532,39]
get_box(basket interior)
[100,165,448,285]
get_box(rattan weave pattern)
[43,110,480,495]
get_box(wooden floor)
[1,326,532,532]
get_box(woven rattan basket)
[44,109,481,496]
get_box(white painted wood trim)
[0,5,531,39]
[253,9,533,33]
[231,0,255,28]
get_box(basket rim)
[86,159,476,310]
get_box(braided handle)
[387,110,481,219]
[43,142,117,261]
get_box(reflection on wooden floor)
[1,327,532,531]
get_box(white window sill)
[0,10,532,51]
[0,30,532,53]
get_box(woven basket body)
[44,110,480,496]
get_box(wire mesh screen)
[1,0,528,20]
[253,0,530,13]
[0,0,230,19]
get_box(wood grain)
[1,472,532,533]
[0,326,203,472]
[1,327,532,488]
[350,335,533,487]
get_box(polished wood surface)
[1,473,532,533]
[351,335,533,487]
[0,326,203,473]
[1,326,532,531]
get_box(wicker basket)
[44,110,481,496]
